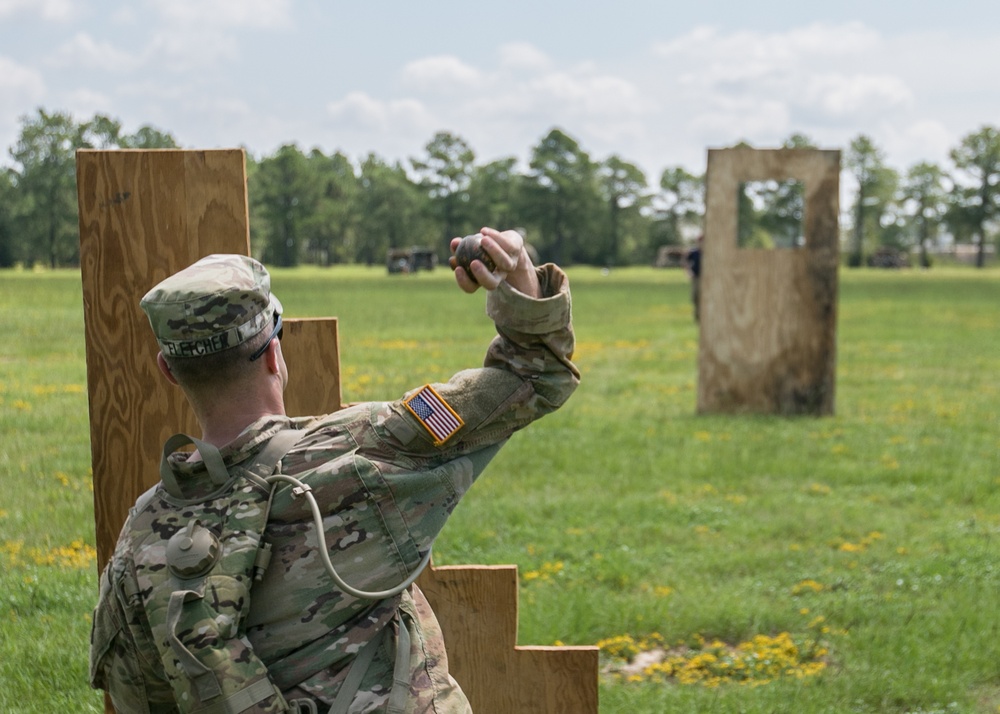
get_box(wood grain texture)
[77,149,251,571]
[417,564,599,714]
[698,147,840,415]
[281,318,342,418]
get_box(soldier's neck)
[190,385,286,449]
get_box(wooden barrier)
[416,564,599,713]
[77,149,597,713]
[698,147,840,416]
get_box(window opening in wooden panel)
[737,179,805,249]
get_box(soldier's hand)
[450,228,540,297]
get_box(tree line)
[1,107,998,269]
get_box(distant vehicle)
[654,245,686,268]
[387,247,437,274]
[867,247,911,269]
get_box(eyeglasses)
[249,314,283,362]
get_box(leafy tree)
[943,195,981,248]
[251,144,319,267]
[949,125,1000,268]
[5,110,175,267]
[737,180,833,252]
[355,154,430,266]
[244,149,264,256]
[650,166,703,250]
[868,165,904,251]
[597,156,648,265]
[467,157,522,234]
[782,133,818,150]
[901,162,949,268]
[522,128,601,265]
[744,134,816,250]
[737,181,771,248]
[845,135,892,267]
[755,179,806,248]
[8,109,90,267]
[85,114,124,148]
[120,125,179,149]
[411,131,475,249]
[0,168,18,267]
[301,149,358,265]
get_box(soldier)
[685,234,703,323]
[89,228,579,713]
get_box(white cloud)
[120,0,295,77]
[527,71,649,117]
[121,0,292,76]
[398,55,658,168]
[0,57,46,152]
[320,91,444,166]
[5,10,998,180]
[110,6,138,25]
[402,56,482,91]
[659,23,890,98]
[48,33,135,71]
[63,88,113,117]
[655,22,880,66]
[0,0,75,21]
[327,91,438,135]
[691,97,792,144]
[643,21,929,164]
[150,0,293,29]
[883,119,957,170]
[0,56,45,97]
[803,73,913,117]
[499,42,551,72]
[144,28,240,71]
[784,22,881,55]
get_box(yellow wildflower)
[792,579,825,595]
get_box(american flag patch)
[404,385,464,445]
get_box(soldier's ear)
[156,352,180,385]
[264,338,283,376]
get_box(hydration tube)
[266,473,432,600]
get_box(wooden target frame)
[698,147,840,416]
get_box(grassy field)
[1,264,998,713]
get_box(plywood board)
[77,149,251,569]
[698,147,840,415]
[417,564,599,714]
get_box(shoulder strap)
[326,628,387,714]
[159,429,304,498]
[324,611,412,714]
[386,615,412,714]
[159,433,230,498]
[243,428,304,488]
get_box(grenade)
[454,234,496,283]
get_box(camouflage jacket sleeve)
[375,263,578,458]
[89,532,179,713]
[342,263,578,572]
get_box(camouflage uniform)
[90,254,579,713]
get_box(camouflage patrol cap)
[139,254,283,359]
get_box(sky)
[2,0,999,183]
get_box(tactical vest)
[131,430,303,714]
[131,429,430,714]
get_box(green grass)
[1,264,998,713]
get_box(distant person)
[89,228,579,713]
[685,234,703,322]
